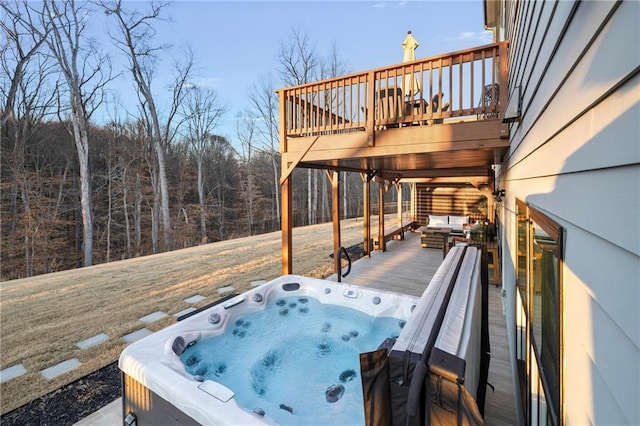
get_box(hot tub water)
[179,295,405,425]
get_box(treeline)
[0,1,402,281]
[0,118,377,280]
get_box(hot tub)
[119,275,420,425]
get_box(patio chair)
[427,92,450,124]
[376,87,404,123]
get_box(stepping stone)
[217,286,235,294]
[174,307,197,318]
[76,333,109,350]
[123,328,152,343]
[1,364,26,383]
[41,358,80,380]
[139,311,167,323]
[184,295,206,304]
[251,280,267,287]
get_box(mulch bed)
[1,363,121,426]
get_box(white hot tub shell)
[119,275,421,425]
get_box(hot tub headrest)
[172,336,186,356]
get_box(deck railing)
[278,41,508,139]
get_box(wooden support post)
[279,89,293,275]
[378,181,386,252]
[410,182,417,223]
[363,174,371,257]
[396,183,403,230]
[281,176,293,275]
[331,171,342,281]
[367,70,376,147]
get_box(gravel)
[0,363,120,426]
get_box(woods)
[1,1,403,280]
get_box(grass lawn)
[0,216,388,414]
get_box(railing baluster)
[428,60,433,120]
[329,80,334,132]
[302,87,306,132]
[334,80,338,130]
[299,87,304,132]
[482,49,486,112]
[356,77,361,125]
[319,85,323,129]
[470,53,474,112]
[348,78,352,128]
[295,92,298,132]
[493,46,498,111]
[293,89,298,132]
[458,54,463,115]
[419,63,425,120]
[367,71,375,142]
[342,79,346,130]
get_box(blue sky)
[99,1,493,138]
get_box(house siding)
[497,0,640,424]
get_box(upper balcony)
[278,41,510,185]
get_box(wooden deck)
[327,230,517,424]
[76,230,516,426]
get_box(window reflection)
[515,201,562,425]
[530,221,560,421]
[516,201,528,303]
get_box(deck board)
[328,231,517,424]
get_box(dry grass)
[0,217,381,414]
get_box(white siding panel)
[504,0,554,150]
[526,166,639,256]
[564,271,640,424]
[506,73,639,181]
[516,1,552,97]
[587,361,637,426]
[564,223,640,348]
[509,0,576,151]
[562,277,627,426]
[510,0,535,85]
[510,1,622,159]
[575,75,640,171]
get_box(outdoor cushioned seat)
[427,215,470,233]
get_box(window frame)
[514,200,564,426]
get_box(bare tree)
[277,28,320,87]
[9,0,112,267]
[276,31,349,226]
[236,110,257,235]
[247,73,280,230]
[1,4,64,276]
[277,28,320,225]
[102,0,193,251]
[206,134,237,240]
[181,85,226,243]
[320,42,349,221]
[0,1,50,127]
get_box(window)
[515,201,563,425]
[516,200,528,300]
[515,200,528,415]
